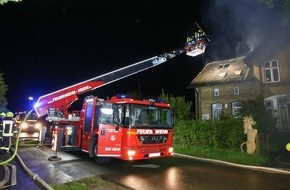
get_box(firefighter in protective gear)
[1,111,17,154]
[0,112,6,152]
[0,112,6,118]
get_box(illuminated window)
[233,70,242,76]
[212,103,223,121]
[264,60,280,83]
[217,72,227,78]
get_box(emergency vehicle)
[14,111,43,141]
[33,26,209,163]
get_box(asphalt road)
[2,146,290,190]
[103,155,290,190]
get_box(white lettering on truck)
[155,129,168,134]
[78,85,91,92]
[136,129,168,134]
[137,129,153,134]
[52,91,76,102]
[49,85,91,103]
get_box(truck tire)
[92,137,110,164]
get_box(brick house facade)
[187,27,290,132]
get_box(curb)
[173,152,290,175]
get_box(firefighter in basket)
[0,112,17,154]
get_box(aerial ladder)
[34,27,209,122]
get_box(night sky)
[0,0,284,111]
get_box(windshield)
[130,104,172,128]
[15,112,38,121]
[99,103,113,124]
[98,103,173,128]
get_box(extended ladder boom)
[34,28,209,119]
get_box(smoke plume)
[201,0,285,62]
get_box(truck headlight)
[20,122,28,129]
[35,123,42,129]
[127,150,136,157]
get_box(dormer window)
[223,64,230,69]
[217,72,227,78]
[218,64,230,69]
[233,70,242,76]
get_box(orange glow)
[127,131,136,135]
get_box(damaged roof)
[187,56,254,88]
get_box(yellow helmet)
[0,112,6,117]
[6,112,14,118]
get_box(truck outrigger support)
[48,127,62,161]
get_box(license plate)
[149,153,161,157]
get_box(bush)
[174,118,244,150]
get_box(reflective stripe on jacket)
[2,120,14,137]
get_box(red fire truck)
[33,28,209,163]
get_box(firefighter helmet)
[6,112,14,118]
[0,112,6,117]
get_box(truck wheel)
[93,138,110,164]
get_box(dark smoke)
[200,0,285,62]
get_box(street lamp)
[27,96,34,111]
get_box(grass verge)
[174,145,269,166]
[50,176,130,190]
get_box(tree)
[0,0,21,5]
[159,89,192,121]
[0,72,8,112]
[238,96,276,134]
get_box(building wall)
[254,43,290,131]
[277,43,290,82]
[253,42,290,98]
[195,80,260,119]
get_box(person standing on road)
[0,112,17,154]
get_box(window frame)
[212,103,223,121]
[265,100,274,117]
[233,87,240,95]
[264,60,280,83]
[232,101,243,117]
[214,88,219,97]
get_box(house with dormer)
[187,26,290,132]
